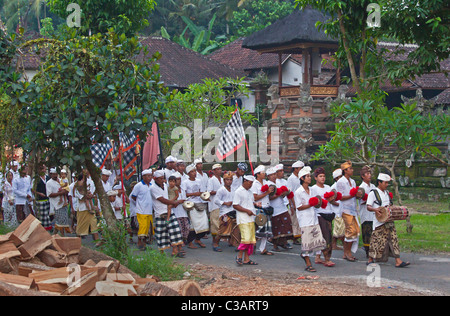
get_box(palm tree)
[213,0,248,34]
[2,0,45,32]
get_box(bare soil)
[189,263,431,296]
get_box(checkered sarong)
[154,213,184,250]
[55,206,70,228]
[35,199,52,230]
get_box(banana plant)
[161,13,223,55]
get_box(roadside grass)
[124,249,188,281]
[395,213,449,254]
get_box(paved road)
[82,235,450,296]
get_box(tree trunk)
[389,166,413,234]
[337,10,362,96]
[85,159,117,230]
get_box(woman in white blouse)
[2,172,18,227]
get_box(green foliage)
[124,249,188,280]
[98,220,129,262]
[23,27,168,171]
[294,0,449,91]
[312,89,449,171]
[0,30,28,169]
[40,17,55,37]
[161,13,225,55]
[160,77,255,156]
[230,0,295,37]
[47,0,157,36]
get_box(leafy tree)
[0,30,28,170]
[160,77,255,160]
[21,27,169,226]
[230,0,295,37]
[47,0,157,36]
[294,0,449,95]
[312,92,449,232]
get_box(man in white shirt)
[131,169,154,251]
[311,167,336,267]
[207,164,223,252]
[215,172,238,249]
[268,166,293,251]
[336,161,361,261]
[47,168,70,236]
[150,170,184,256]
[184,164,209,248]
[231,162,247,194]
[359,166,376,258]
[233,175,260,266]
[12,165,32,223]
[366,173,410,268]
[164,156,177,181]
[286,161,304,243]
[331,168,344,250]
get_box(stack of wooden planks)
[0,215,202,296]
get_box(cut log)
[0,241,21,261]
[0,258,14,274]
[37,249,79,267]
[9,215,42,246]
[0,272,36,290]
[18,262,55,277]
[0,232,13,244]
[106,273,136,284]
[36,282,68,294]
[51,236,81,256]
[96,281,138,296]
[160,280,203,296]
[139,282,180,296]
[94,261,115,281]
[0,281,52,296]
[61,270,98,296]
[29,267,71,284]
[17,224,53,260]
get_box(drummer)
[366,173,410,268]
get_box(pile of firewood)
[0,215,202,296]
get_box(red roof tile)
[137,37,246,88]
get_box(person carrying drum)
[366,173,410,268]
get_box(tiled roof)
[209,38,288,71]
[137,37,246,88]
[18,35,245,88]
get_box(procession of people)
[0,157,410,271]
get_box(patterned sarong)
[342,213,360,240]
[300,224,326,256]
[154,213,184,251]
[271,211,293,241]
[369,222,400,262]
[333,216,345,238]
[55,206,70,228]
[35,200,52,231]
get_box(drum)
[389,206,409,221]
[376,206,409,223]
